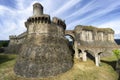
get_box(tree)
[113,49,120,60]
[113,49,120,71]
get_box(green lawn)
[0,53,119,80]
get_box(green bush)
[113,49,120,60]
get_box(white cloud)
[115,33,120,39]
[97,20,120,39]
[0,1,33,40]
[2,22,16,34]
[67,19,82,30]
[98,20,120,34]
[0,0,120,40]
[0,5,14,15]
[67,0,120,23]
[52,0,82,16]
[67,1,120,31]
[66,0,96,19]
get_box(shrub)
[113,49,120,60]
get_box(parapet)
[97,28,114,34]
[75,25,114,34]
[17,32,27,39]
[9,35,17,39]
[52,17,66,30]
[25,3,67,31]
[26,14,51,24]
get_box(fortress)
[7,3,119,78]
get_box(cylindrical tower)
[33,3,43,16]
[14,2,73,78]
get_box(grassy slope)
[0,54,118,80]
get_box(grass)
[0,53,119,80]
[0,53,17,80]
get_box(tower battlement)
[25,3,66,33]
[9,35,17,39]
[52,17,66,30]
[14,3,73,78]
[27,15,51,24]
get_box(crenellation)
[52,17,66,30]
[9,35,17,39]
[9,35,18,45]
[27,15,51,24]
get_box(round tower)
[14,2,73,78]
[33,3,43,16]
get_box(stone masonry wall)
[74,25,116,47]
[14,3,73,78]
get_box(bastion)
[14,3,73,78]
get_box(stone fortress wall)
[8,25,117,52]
[13,3,73,78]
[74,25,114,43]
[65,25,118,58]
[8,4,117,51]
[8,21,118,59]
[73,25,117,49]
[7,2,119,78]
[65,25,118,67]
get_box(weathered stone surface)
[6,2,119,77]
[65,25,118,59]
[14,37,73,77]
[14,3,73,78]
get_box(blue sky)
[0,0,120,40]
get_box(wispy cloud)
[67,0,120,38]
[0,0,120,40]
[98,20,120,34]
[0,0,31,40]
[52,0,82,17]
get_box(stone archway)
[64,34,75,58]
[65,30,79,59]
[65,30,75,39]
[65,30,75,49]
[65,34,75,46]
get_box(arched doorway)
[65,34,75,58]
[65,32,79,59]
[65,34,75,47]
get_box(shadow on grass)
[101,60,120,80]
[86,52,95,62]
[101,60,116,70]
[0,54,15,64]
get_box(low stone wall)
[5,44,22,54]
